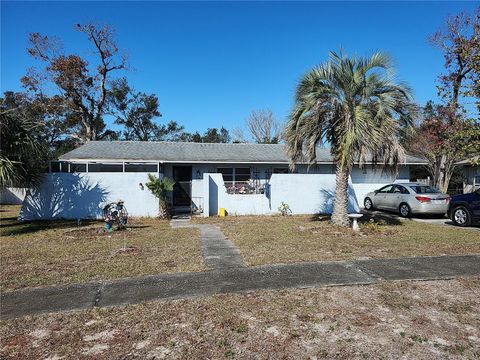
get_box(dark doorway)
[172,166,192,207]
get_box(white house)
[20,141,427,220]
[457,156,480,193]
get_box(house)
[456,156,480,193]
[20,141,427,220]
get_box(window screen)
[69,163,87,173]
[235,168,250,181]
[50,161,61,172]
[125,163,158,172]
[88,163,123,172]
[218,168,233,182]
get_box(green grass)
[1,205,205,291]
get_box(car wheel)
[399,203,411,218]
[364,197,374,210]
[452,206,471,227]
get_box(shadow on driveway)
[361,209,480,230]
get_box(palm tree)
[145,174,175,219]
[285,51,416,226]
[1,93,47,188]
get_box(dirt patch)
[1,278,479,359]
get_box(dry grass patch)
[1,278,479,359]
[193,214,480,266]
[1,205,205,291]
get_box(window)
[50,161,61,172]
[409,185,440,194]
[393,185,409,194]
[273,168,289,174]
[125,163,158,172]
[217,167,250,183]
[474,175,480,188]
[88,163,123,172]
[69,163,87,173]
[378,185,394,193]
[218,168,233,182]
[50,161,69,172]
[234,167,250,181]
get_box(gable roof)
[59,141,427,164]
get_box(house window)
[273,168,289,174]
[50,161,69,172]
[88,163,123,172]
[235,167,250,181]
[69,163,87,173]
[125,163,158,172]
[217,167,251,183]
[218,168,233,182]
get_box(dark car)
[448,188,480,227]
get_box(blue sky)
[1,1,477,136]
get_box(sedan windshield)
[409,185,441,194]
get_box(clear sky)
[1,1,477,135]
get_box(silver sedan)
[363,183,450,217]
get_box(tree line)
[1,8,479,196]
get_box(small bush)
[278,202,292,216]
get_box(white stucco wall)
[202,165,411,216]
[22,163,413,219]
[0,188,26,205]
[20,173,159,220]
[204,173,360,216]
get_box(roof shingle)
[59,141,427,164]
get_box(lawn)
[0,205,205,291]
[1,278,479,359]
[193,214,480,266]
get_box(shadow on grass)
[309,214,331,222]
[360,211,403,226]
[309,210,403,226]
[0,219,100,237]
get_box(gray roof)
[59,141,427,164]
[456,156,480,166]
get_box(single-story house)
[20,141,427,220]
[456,156,480,193]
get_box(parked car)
[447,188,480,227]
[363,183,450,218]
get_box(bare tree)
[246,109,282,144]
[232,127,246,143]
[22,22,127,142]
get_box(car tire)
[399,203,411,218]
[451,206,471,227]
[364,197,374,210]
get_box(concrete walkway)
[170,218,246,269]
[2,255,479,319]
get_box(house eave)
[56,158,426,166]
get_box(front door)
[172,166,192,207]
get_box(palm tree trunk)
[331,163,350,227]
[159,198,169,219]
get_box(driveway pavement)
[363,209,480,229]
[2,254,479,319]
